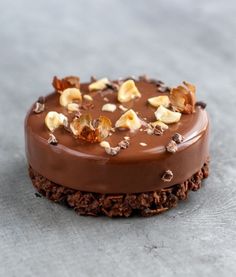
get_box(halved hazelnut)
[52,76,80,92]
[45,111,68,132]
[147,95,170,108]
[154,105,181,124]
[117,80,141,103]
[170,81,196,114]
[88,78,110,91]
[102,103,117,112]
[70,114,112,143]
[59,88,82,108]
[115,109,141,132]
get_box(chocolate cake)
[25,75,209,217]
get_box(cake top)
[29,75,207,162]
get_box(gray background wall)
[0,0,236,276]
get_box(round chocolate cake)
[25,75,209,217]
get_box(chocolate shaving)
[105,82,119,91]
[158,86,171,93]
[118,139,130,149]
[105,146,121,156]
[172,133,184,144]
[153,125,164,136]
[122,76,137,82]
[33,102,45,114]
[161,170,173,182]
[90,76,97,82]
[150,79,164,86]
[138,75,166,87]
[37,96,45,104]
[145,124,164,136]
[166,140,178,153]
[196,101,207,109]
[48,134,58,145]
[52,76,80,91]
[139,74,149,82]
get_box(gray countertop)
[0,0,236,276]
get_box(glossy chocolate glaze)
[25,80,209,193]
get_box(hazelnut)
[88,78,110,91]
[45,111,68,132]
[83,94,93,101]
[102,103,117,112]
[154,105,181,124]
[115,109,141,132]
[147,95,170,108]
[170,81,196,114]
[117,80,141,103]
[59,88,82,108]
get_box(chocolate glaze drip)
[25,80,209,193]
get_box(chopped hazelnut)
[117,80,141,103]
[83,94,93,101]
[161,170,173,182]
[115,109,141,132]
[154,105,181,124]
[33,102,45,114]
[89,78,110,91]
[59,88,82,108]
[45,111,68,132]
[166,140,178,153]
[139,142,147,147]
[147,95,170,108]
[172,133,184,144]
[170,81,196,114]
[67,103,80,112]
[52,76,80,92]
[100,141,111,148]
[105,146,121,156]
[118,105,128,112]
[102,103,117,112]
[47,134,58,145]
[118,139,130,149]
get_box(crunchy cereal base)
[29,161,209,217]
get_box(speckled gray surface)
[0,0,236,276]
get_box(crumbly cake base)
[29,161,209,217]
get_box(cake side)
[29,160,209,217]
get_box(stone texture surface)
[0,0,236,276]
